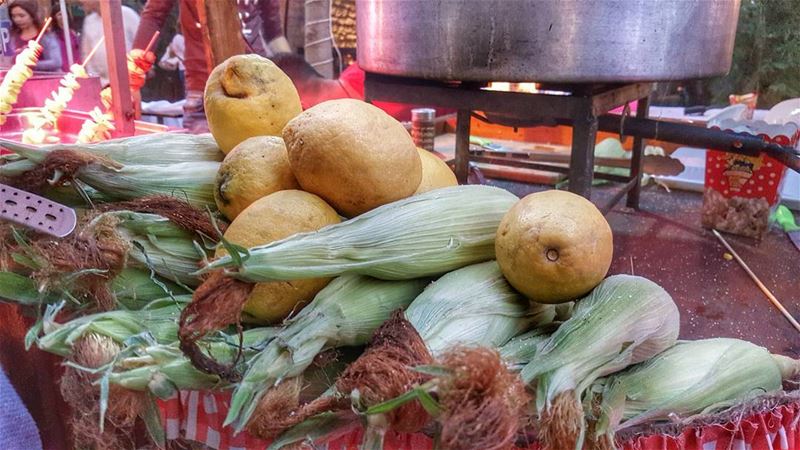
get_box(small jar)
[411,108,436,152]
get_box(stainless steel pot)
[356,0,741,83]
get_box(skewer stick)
[143,31,160,55]
[34,17,53,44]
[81,37,106,68]
[712,229,800,333]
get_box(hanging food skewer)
[0,18,53,125]
[100,31,159,111]
[77,107,116,143]
[80,32,159,144]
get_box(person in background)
[132,0,208,131]
[79,0,140,85]
[51,3,80,72]
[158,32,185,86]
[0,364,43,450]
[8,0,61,71]
[238,0,291,56]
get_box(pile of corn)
[0,54,797,450]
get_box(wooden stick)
[35,17,53,44]
[712,229,800,333]
[143,31,160,54]
[81,38,105,68]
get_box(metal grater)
[0,183,77,237]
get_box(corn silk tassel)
[267,261,552,449]
[180,185,518,377]
[591,338,800,450]
[520,275,680,450]
[215,275,429,431]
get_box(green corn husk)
[76,161,219,209]
[111,268,191,310]
[405,261,555,356]
[270,262,555,449]
[88,210,210,287]
[499,324,560,371]
[205,185,519,281]
[226,274,429,430]
[520,274,680,450]
[0,271,59,305]
[592,338,795,447]
[0,268,185,310]
[108,327,279,395]
[0,133,223,165]
[37,296,191,356]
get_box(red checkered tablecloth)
[159,391,800,450]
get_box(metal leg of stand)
[569,106,598,199]
[455,109,472,184]
[627,96,650,209]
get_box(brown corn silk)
[437,346,529,450]
[60,333,145,450]
[98,194,226,237]
[33,214,129,310]
[178,270,254,380]
[335,311,434,433]
[2,149,113,192]
[246,312,434,438]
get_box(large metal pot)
[356,0,741,83]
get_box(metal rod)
[100,0,135,136]
[59,0,73,66]
[712,229,800,333]
[569,106,598,199]
[601,176,639,215]
[597,114,800,173]
[455,109,471,183]
[627,96,650,208]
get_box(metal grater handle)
[0,183,77,237]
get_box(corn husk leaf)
[77,161,219,209]
[108,327,279,394]
[593,338,785,443]
[0,271,61,305]
[205,185,519,281]
[522,275,680,409]
[37,296,190,356]
[226,275,429,430]
[111,268,191,310]
[405,261,554,357]
[499,324,560,371]
[0,133,223,165]
[89,211,209,287]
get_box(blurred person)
[132,0,208,131]
[8,0,61,71]
[0,364,43,450]
[158,32,185,86]
[51,3,80,72]
[238,0,291,56]
[79,0,140,85]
